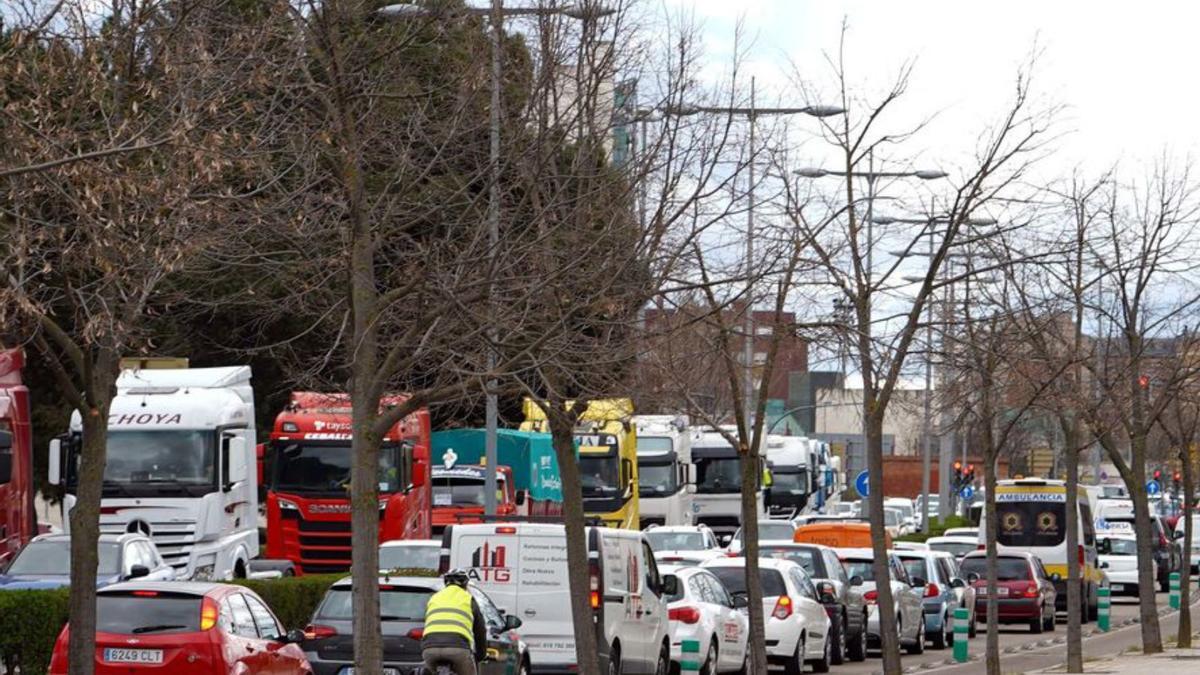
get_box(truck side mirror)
[0,431,10,451]
[48,438,62,486]
[514,490,526,507]
[225,436,248,488]
[0,431,11,485]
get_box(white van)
[441,523,672,674]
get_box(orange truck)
[793,522,892,550]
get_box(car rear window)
[316,585,433,621]
[841,559,878,581]
[379,546,441,572]
[929,541,978,558]
[707,567,786,597]
[96,592,202,635]
[900,558,930,583]
[960,557,1032,581]
[759,547,824,577]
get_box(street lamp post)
[666,84,842,430]
[378,0,614,515]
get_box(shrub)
[0,587,69,675]
[232,574,343,630]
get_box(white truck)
[764,435,814,518]
[633,415,695,528]
[48,366,283,580]
[691,428,766,543]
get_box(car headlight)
[278,498,299,511]
[192,564,216,581]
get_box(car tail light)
[1023,585,1040,599]
[407,628,424,640]
[924,583,940,598]
[1160,533,1170,548]
[977,544,985,551]
[495,526,517,534]
[304,624,338,640]
[669,606,702,624]
[200,597,219,631]
[589,559,601,610]
[132,590,158,597]
[863,590,878,605]
[1078,545,1085,566]
[772,595,793,620]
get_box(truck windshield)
[695,457,741,494]
[638,461,677,497]
[274,443,403,494]
[103,431,214,486]
[770,470,809,492]
[432,477,505,507]
[8,541,120,576]
[579,454,621,497]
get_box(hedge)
[895,514,975,543]
[231,573,343,630]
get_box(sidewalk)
[1034,645,1200,674]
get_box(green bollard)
[1098,587,1111,632]
[953,607,970,663]
[1170,572,1181,610]
[680,639,700,675]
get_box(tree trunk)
[1126,434,1164,653]
[864,413,901,674]
[1063,424,1082,672]
[350,394,383,674]
[1179,442,1193,648]
[739,435,767,674]
[67,351,116,675]
[547,409,600,675]
[983,452,1000,675]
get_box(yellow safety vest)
[423,585,475,647]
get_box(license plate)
[103,648,163,664]
[1111,584,1124,592]
[998,587,1009,596]
[340,669,399,675]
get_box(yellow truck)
[521,398,639,529]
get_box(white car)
[659,564,750,673]
[838,548,926,655]
[892,541,929,552]
[703,557,833,673]
[1174,515,1200,573]
[884,498,918,533]
[1099,533,1157,595]
[943,527,980,539]
[646,525,727,566]
[378,539,441,572]
[726,520,798,555]
[925,536,980,561]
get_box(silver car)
[839,548,926,655]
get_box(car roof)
[962,550,1033,560]
[31,532,145,546]
[926,536,977,544]
[704,556,796,571]
[646,525,711,533]
[380,539,440,548]
[332,575,443,589]
[759,542,832,552]
[99,581,228,596]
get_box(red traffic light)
[1154,469,1162,480]
[1175,472,1182,482]
[1139,375,1151,389]
[967,464,975,474]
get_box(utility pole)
[484,0,503,516]
[743,77,757,429]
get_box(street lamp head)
[965,216,998,226]
[663,103,700,116]
[561,4,618,19]
[794,167,828,179]
[804,105,847,118]
[870,215,898,225]
[915,170,949,180]
[376,3,428,18]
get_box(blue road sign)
[855,470,870,498]
[960,485,976,501]
[1147,480,1161,496]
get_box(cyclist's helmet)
[444,568,470,588]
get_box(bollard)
[680,639,701,675]
[1170,572,1181,610]
[1098,587,1111,632]
[953,607,970,663]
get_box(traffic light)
[1154,469,1163,482]
[966,464,977,485]
[1174,472,1182,492]
[952,461,963,488]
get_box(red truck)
[0,349,35,565]
[430,463,516,534]
[261,392,431,575]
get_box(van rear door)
[513,525,576,667]
[451,525,520,612]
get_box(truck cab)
[430,462,516,534]
[48,366,259,581]
[261,392,431,575]
[522,398,639,530]
[691,428,766,543]
[633,415,695,529]
[0,349,34,566]
[765,435,813,518]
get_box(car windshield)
[707,566,787,598]
[1103,538,1138,555]
[638,460,677,497]
[695,457,742,494]
[101,431,214,485]
[432,476,504,507]
[888,503,914,519]
[884,510,901,526]
[928,541,978,558]
[841,559,879,581]
[734,522,795,543]
[8,541,120,576]
[995,500,1065,548]
[646,531,708,552]
[760,547,823,576]
[579,455,621,497]
[379,545,441,572]
[317,586,434,621]
[274,442,402,494]
[770,471,809,491]
[960,557,1032,581]
[901,558,930,583]
[96,592,202,634]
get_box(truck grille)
[297,515,352,572]
[100,519,197,572]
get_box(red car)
[960,551,1057,633]
[49,581,312,674]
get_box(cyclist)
[422,568,487,675]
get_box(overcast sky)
[667,0,1199,175]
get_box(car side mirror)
[967,572,980,583]
[1100,561,1110,569]
[731,592,749,609]
[661,575,679,597]
[1174,531,1186,540]
[1050,572,1062,582]
[504,614,523,631]
[720,535,732,546]
[911,576,927,588]
[284,629,307,644]
[950,577,966,589]
[849,575,864,587]
[127,564,151,580]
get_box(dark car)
[758,542,868,664]
[961,552,1057,633]
[1,533,175,590]
[48,581,310,675]
[1102,514,1179,592]
[302,575,528,675]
